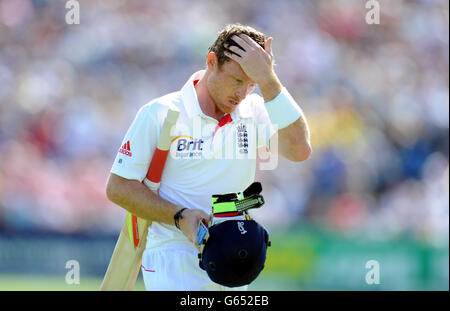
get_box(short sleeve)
[110,105,159,182]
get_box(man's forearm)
[262,79,311,162]
[106,173,179,226]
[275,115,311,162]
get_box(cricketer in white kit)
[106,24,311,291]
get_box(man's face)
[206,57,256,114]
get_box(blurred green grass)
[0,273,295,291]
[0,274,145,291]
[2,225,446,291]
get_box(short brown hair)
[208,24,267,66]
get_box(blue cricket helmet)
[198,219,271,287]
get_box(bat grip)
[143,178,159,193]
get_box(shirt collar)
[181,70,253,120]
[181,70,204,119]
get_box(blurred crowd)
[0,0,448,245]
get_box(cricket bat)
[100,108,180,290]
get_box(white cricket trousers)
[141,245,248,291]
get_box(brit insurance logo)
[172,135,204,159]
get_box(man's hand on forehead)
[224,34,276,86]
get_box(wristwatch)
[174,208,188,229]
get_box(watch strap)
[174,208,188,229]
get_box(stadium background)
[0,0,448,290]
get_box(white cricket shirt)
[111,70,275,250]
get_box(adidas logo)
[119,140,132,157]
